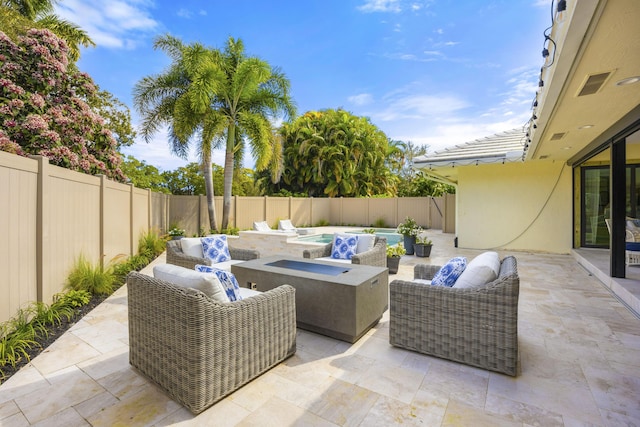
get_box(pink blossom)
[23,114,49,132]
[29,93,45,108]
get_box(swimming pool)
[296,229,402,246]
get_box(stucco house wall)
[456,160,573,254]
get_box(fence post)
[33,155,49,303]
[129,183,135,256]
[99,174,106,268]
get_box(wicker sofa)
[166,238,259,270]
[127,272,297,414]
[302,236,387,268]
[389,255,519,376]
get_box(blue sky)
[55,0,550,171]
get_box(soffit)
[527,0,640,161]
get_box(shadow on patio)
[1,230,639,426]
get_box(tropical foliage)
[134,35,224,231]
[1,0,94,62]
[121,155,169,193]
[0,28,126,181]
[198,37,296,230]
[259,109,397,197]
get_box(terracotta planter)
[413,244,432,257]
[403,235,416,255]
[387,256,401,274]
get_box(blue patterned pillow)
[200,235,231,264]
[331,233,359,260]
[431,257,467,287]
[195,264,242,301]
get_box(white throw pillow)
[180,237,204,258]
[355,234,376,254]
[453,251,500,289]
[153,264,228,302]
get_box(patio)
[0,230,639,426]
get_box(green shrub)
[373,218,388,228]
[0,323,39,377]
[314,219,330,227]
[138,229,166,258]
[220,227,240,236]
[52,290,91,311]
[66,255,116,295]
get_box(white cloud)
[348,93,374,106]
[358,0,402,13]
[55,0,159,50]
[374,93,469,122]
[177,8,192,18]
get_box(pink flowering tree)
[0,28,125,182]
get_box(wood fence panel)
[236,197,267,229]
[103,178,132,263]
[290,198,312,227]
[46,164,101,304]
[265,197,289,228]
[150,192,169,232]
[398,197,431,228]
[310,198,331,226]
[131,187,150,254]
[367,199,397,228]
[0,152,38,323]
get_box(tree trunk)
[221,123,236,230]
[202,150,217,232]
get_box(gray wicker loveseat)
[127,271,297,414]
[166,238,259,270]
[303,235,387,268]
[389,255,519,376]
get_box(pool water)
[297,229,402,246]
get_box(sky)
[54,0,551,172]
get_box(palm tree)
[211,37,296,230]
[133,34,225,232]
[2,0,94,61]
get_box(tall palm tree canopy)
[133,34,225,231]
[207,37,297,229]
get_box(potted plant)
[396,216,422,255]
[413,235,433,257]
[386,243,406,274]
[168,227,186,240]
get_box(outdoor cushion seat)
[278,219,312,235]
[389,255,519,376]
[253,221,274,232]
[303,234,387,268]
[166,237,259,270]
[127,271,296,414]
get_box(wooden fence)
[0,149,454,323]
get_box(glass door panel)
[582,167,609,247]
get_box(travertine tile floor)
[1,230,639,426]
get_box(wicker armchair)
[127,272,297,414]
[166,238,259,270]
[302,236,387,268]
[389,256,519,376]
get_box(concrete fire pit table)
[232,256,389,343]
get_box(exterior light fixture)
[578,125,594,130]
[539,79,544,87]
[542,47,549,58]
[616,76,640,86]
[556,0,567,23]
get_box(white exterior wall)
[456,160,573,254]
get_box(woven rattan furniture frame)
[302,236,387,268]
[127,272,297,414]
[166,239,260,270]
[389,256,519,376]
